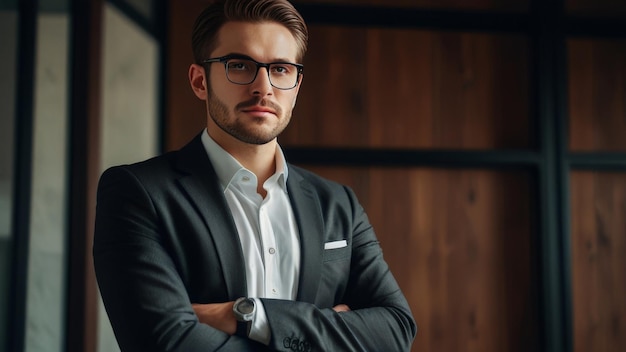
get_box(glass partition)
[23,1,71,351]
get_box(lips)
[241,106,277,115]
[241,105,278,116]
[236,99,282,116]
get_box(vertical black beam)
[554,5,574,352]
[531,0,573,351]
[157,0,168,153]
[8,0,37,351]
[66,0,102,351]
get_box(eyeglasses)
[202,55,304,90]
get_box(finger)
[332,304,350,312]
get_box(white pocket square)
[324,240,347,250]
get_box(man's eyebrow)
[224,52,297,63]
[223,52,253,60]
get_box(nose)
[249,66,273,96]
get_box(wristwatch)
[233,297,255,337]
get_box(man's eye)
[271,65,290,74]
[228,61,252,71]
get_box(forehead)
[213,21,299,62]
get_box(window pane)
[23,4,70,351]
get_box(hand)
[333,304,351,313]
[192,301,237,335]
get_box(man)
[93,0,416,351]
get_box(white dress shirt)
[201,130,300,344]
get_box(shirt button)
[242,176,250,182]
[268,247,276,255]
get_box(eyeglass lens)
[225,59,299,89]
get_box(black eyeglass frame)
[202,54,304,90]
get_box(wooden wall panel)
[166,0,208,151]
[293,0,528,12]
[567,0,626,17]
[568,39,626,152]
[570,172,626,352]
[301,166,538,352]
[283,27,531,150]
[283,26,370,147]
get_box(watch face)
[238,299,255,314]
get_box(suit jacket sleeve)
[262,183,417,352]
[93,166,270,352]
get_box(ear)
[189,64,208,100]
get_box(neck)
[231,142,277,184]
[207,128,277,195]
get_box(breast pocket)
[323,240,350,262]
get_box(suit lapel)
[287,168,324,303]
[172,137,326,303]
[174,135,247,299]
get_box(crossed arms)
[93,165,416,351]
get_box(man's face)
[205,21,302,146]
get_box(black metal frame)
[7,0,38,351]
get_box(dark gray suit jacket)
[93,134,416,351]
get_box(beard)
[207,89,292,145]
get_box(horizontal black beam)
[569,152,626,170]
[294,4,530,33]
[284,147,541,169]
[566,17,626,38]
[296,3,626,38]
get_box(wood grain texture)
[165,0,209,151]
[570,172,626,352]
[301,166,538,352]
[282,26,531,149]
[568,39,626,152]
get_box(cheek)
[209,84,238,108]
[280,92,299,111]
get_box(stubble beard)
[207,89,291,145]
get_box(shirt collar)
[200,129,289,192]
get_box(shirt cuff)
[248,298,271,345]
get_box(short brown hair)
[191,0,308,64]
